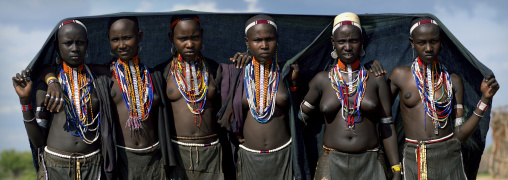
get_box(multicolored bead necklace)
[244,57,279,123]
[112,55,153,130]
[329,59,368,130]
[170,54,208,126]
[59,62,100,144]
[411,57,453,135]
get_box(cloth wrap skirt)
[237,139,293,180]
[170,139,224,180]
[403,133,467,180]
[314,146,386,180]
[38,147,102,180]
[116,142,165,180]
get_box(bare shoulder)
[389,66,411,79]
[449,73,463,89]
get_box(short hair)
[107,16,139,33]
[170,14,201,32]
[244,14,277,36]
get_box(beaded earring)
[110,50,116,57]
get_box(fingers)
[240,54,251,68]
[231,53,240,63]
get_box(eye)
[63,41,72,46]
[110,37,119,42]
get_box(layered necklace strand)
[112,55,153,130]
[329,59,368,130]
[411,57,453,135]
[170,54,208,126]
[244,57,279,123]
[59,62,100,144]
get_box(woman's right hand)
[44,77,64,113]
[230,52,252,69]
[12,69,33,104]
[365,59,387,77]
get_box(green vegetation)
[0,149,37,180]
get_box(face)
[331,25,362,64]
[109,19,142,61]
[57,23,88,67]
[245,23,278,63]
[170,20,203,60]
[409,24,441,63]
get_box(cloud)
[167,0,262,13]
[135,1,155,12]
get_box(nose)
[424,43,432,52]
[185,41,194,49]
[261,41,269,49]
[70,43,78,52]
[118,40,127,49]
[344,42,352,51]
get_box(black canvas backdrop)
[25,10,493,179]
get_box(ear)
[330,35,334,45]
[408,37,414,48]
[168,32,174,43]
[137,30,144,43]
[244,36,249,48]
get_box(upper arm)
[388,67,404,102]
[302,72,326,113]
[375,73,392,117]
[451,74,464,117]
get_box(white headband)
[245,19,277,35]
[409,19,438,35]
[59,20,87,32]
[332,21,362,35]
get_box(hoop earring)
[171,44,176,56]
[246,46,250,55]
[85,53,89,59]
[201,44,205,52]
[110,50,116,57]
[55,54,61,64]
[138,44,142,53]
[330,46,338,59]
[360,45,365,57]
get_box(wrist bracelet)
[47,79,59,86]
[45,77,57,85]
[21,104,32,111]
[24,117,36,123]
[391,163,402,172]
[290,86,297,92]
[477,100,488,111]
[473,111,484,118]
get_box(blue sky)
[0,0,506,151]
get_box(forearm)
[455,96,490,143]
[380,123,400,166]
[19,98,45,147]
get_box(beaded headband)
[410,19,438,35]
[245,20,277,35]
[59,20,87,32]
[170,17,201,30]
[332,21,362,34]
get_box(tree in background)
[489,105,508,179]
[0,149,36,180]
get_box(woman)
[162,14,226,179]
[219,14,305,180]
[300,12,401,180]
[13,20,108,180]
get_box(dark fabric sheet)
[314,148,386,180]
[26,11,493,179]
[403,138,467,180]
[170,141,224,180]
[94,75,116,179]
[39,149,102,180]
[116,144,165,180]
[237,144,292,180]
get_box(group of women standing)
[12,11,499,180]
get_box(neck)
[337,59,360,71]
[119,55,139,64]
[417,57,438,66]
[63,61,84,73]
[177,54,199,62]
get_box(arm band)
[477,101,488,111]
[302,100,315,109]
[473,111,484,118]
[23,117,36,123]
[298,108,309,125]
[454,104,463,109]
[454,117,464,127]
[380,117,393,124]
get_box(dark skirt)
[38,147,102,180]
[116,142,165,180]
[237,142,292,180]
[170,140,224,180]
[403,137,467,180]
[314,147,386,180]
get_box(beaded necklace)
[112,55,153,130]
[329,59,368,130]
[170,54,208,126]
[59,62,100,144]
[411,57,453,135]
[244,57,279,123]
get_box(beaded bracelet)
[21,104,32,111]
[45,77,57,85]
[290,86,297,92]
[47,79,59,86]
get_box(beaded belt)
[44,146,100,159]
[239,138,292,153]
[171,139,219,147]
[116,141,159,152]
[322,145,379,152]
[172,134,217,140]
[405,133,454,180]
